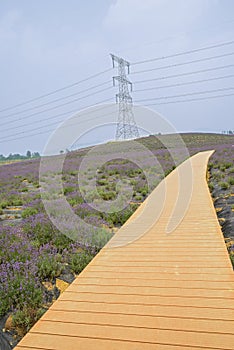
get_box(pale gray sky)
[0,0,234,155]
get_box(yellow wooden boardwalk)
[15,151,234,350]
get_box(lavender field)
[0,132,233,347]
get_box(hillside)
[0,132,233,348]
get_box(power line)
[1,105,113,136]
[1,118,71,140]
[5,64,229,125]
[0,129,53,144]
[3,75,234,136]
[2,41,232,116]
[1,89,113,127]
[3,87,234,140]
[117,18,234,59]
[133,64,234,84]
[2,69,234,135]
[143,92,234,106]
[130,52,234,75]
[1,91,233,145]
[0,110,118,144]
[1,81,111,119]
[2,41,234,148]
[133,74,234,92]
[2,76,234,136]
[132,40,234,66]
[135,86,234,102]
[0,68,113,114]
[3,77,234,136]
[0,102,114,137]
[1,41,233,116]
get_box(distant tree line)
[0,150,40,162]
[221,130,234,135]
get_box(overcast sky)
[0,0,234,155]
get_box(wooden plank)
[74,277,234,290]
[57,291,234,308]
[41,310,234,334]
[24,320,234,349]
[79,271,234,281]
[51,300,234,320]
[16,334,214,350]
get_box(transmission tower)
[111,54,140,140]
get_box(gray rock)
[0,332,12,350]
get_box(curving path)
[15,151,234,350]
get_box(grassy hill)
[0,132,233,346]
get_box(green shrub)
[70,251,93,274]
[130,179,137,186]
[212,172,223,180]
[127,169,138,178]
[21,207,38,218]
[134,195,143,201]
[97,172,106,179]
[0,200,8,209]
[91,229,113,250]
[64,186,75,195]
[102,204,138,227]
[0,196,23,208]
[107,170,116,176]
[99,190,116,201]
[23,218,55,246]
[208,182,214,191]
[104,183,116,192]
[68,170,78,176]
[218,162,233,171]
[21,187,28,192]
[83,190,100,202]
[208,162,214,170]
[139,188,148,197]
[37,254,63,280]
[12,307,46,335]
[0,290,10,316]
[228,177,234,186]
[218,181,229,190]
[223,162,232,169]
[97,178,108,186]
[12,199,23,206]
[53,233,72,252]
[164,168,172,177]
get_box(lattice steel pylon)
[111,54,140,140]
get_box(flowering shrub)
[0,260,43,317]
[37,254,63,280]
[69,251,93,274]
